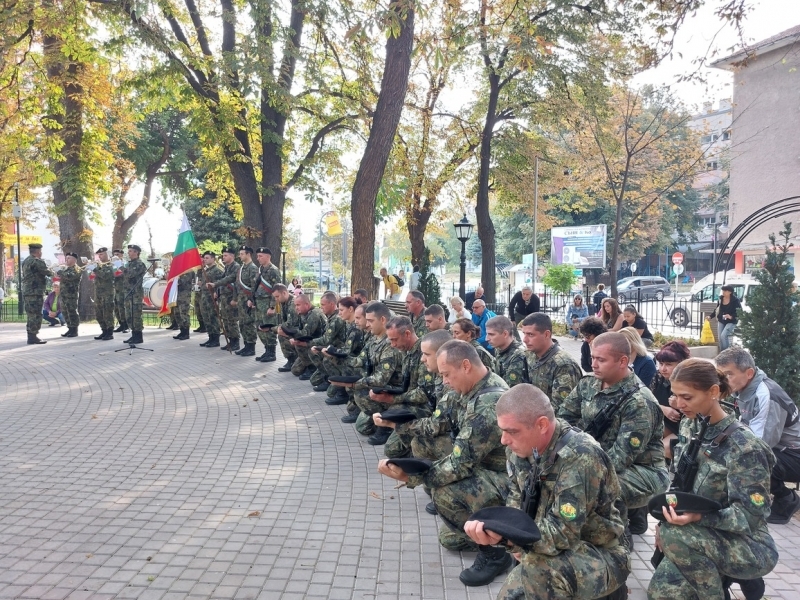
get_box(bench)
[382,300,409,317]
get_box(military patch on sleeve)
[629,433,642,448]
[750,493,765,507]
[559,503,577,520]
[453,446,462,458]
[433,409,441,418]
[510,373,517,381]
[383,362,391,370]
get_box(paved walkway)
[0,323,798,599]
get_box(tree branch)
[284,114,359,191]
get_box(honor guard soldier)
[59,252,83,338]
[253,247,282,362]
[486,316,529,387]
[92,248,116,340]
[235,246,259,356]
[288,294,327,378]
[121,244,147,345]
[112,249,128,333]
[208,247,241,352]
[274,284,300,371]
[308,291,347,389]
[172,270,196,340]
[465,384,630,598]
[198,251,224,348]
[21,243,53,344]
[192,272,205,334]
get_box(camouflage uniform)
[21,254,53,336]
[213,262,241,341]
[526,340,583,412]
[173,271,195,329]
[395,384,456,462]
[323,321,365,399]
[113,264,125,326]
[341,330,372,411]
[278,298,300,362]
[123,257,147,332]
[199,263,224,335]
[93,261,116,332]
[254,262,282,351]
[648,414,778,600]
[351,334,404,434]
[498,420,630,600]
[193,277,204,330]
[58,265,82,329]
[472,339,498,373]
[236,261,259,344]
[495,339,530,387]
[410,312,428,338]
[406,373,510,550]
[308,312,347,385]
[558,372,669,509]
[290,306,327,375]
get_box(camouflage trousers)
[219,295,239,340]
[648,523,777,600]
[95,291,115,331]
[411,435,453,462]
[193,292,203,327]
[279,335,296,362]
[238,294,256,343]
[498,542,630,600]
[255,297,277,349]
[199,293,220,335]
[24,295,44,335]
[61,294,79,328]
[618,464,670,509]
[384,406,435,459]
[114,284,125,324]
[322,356,346,398]
[432,467,508,551]
[309,352,328,386]
[291,345,314,375]
[123,290,144,332]
[173,291,192,329]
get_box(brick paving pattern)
[0,322,798,599]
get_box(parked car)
[616,276,671,303]
[668,277,759,327]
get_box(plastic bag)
[700,320,715,345]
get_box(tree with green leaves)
[542,263,578,296]
[739,223,800,403]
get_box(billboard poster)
[551,225,607,269]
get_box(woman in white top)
[448,296,471,323]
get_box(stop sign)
[672,252,684,265]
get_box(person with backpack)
[716,347,800,525]
[380,267,402,300]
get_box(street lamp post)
[318,211,336,290]
[704,221,729,299]
[454,215,474,301]
[11,183,23,316]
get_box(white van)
[669,276,759,327]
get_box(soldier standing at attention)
[648,359,778,600]
[289,294,327,379]
[112,249,128,333]
[521,313,582,412]
[92,247,116,341]
[198,251,223,348]
[192,272,205,335]
[486,315,529,387]
[274,284,299,371]
[252,247,282,363]
[308,291,347,389]
[21,243,53,345]
[122,244,147,345]
[208,247,241,352]
[59,252,83,338]
[558,332,669,541]
[465,384,630,599]
[234,245,259,357]
[172,270,196,340]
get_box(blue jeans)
[42,310,65,326]
[718,322,736,350]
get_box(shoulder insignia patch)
[750,493,765,507]
[453,446,462,458]
[510,373,517,380]
[383,362,391,370]
[433,409,440,418]
[559,503,577,520]
[629,434,642,448]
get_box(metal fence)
[0,299,200,328]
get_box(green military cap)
[386,458,432,475]
[29,243,43,250]
[470,506,541,547]
[648,492,722,521]
[378,408,417,424]
[256,246,272,255]
[128,244,142,252]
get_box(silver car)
[616,276,671,303]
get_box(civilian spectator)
[409,265,421,291]
[565,294,590,338]
[42,282,66,326]
[650,340,692,460]
[508,286,539,329]
[622,305,654,348]
[578,317,607,373]
[592,283,608,314]
[380,267,402,300]
[448,296,471,322]
[707,284,742,351]
[471,299,496,351]
[619,327,656,387]
[599,297,624,331]
[464,286,484,310]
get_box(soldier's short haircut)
[421,329,452,353]
[486,315,515,336]
[423,304,445,318]
[436,339,482,367]
[354,288,369,298]
[387,316,414,335]
[521,312,552,333]
[408,290,426,304]
[715,347,756,372]
[321,291,338,304]
[273,283,288,294]
[338,296,358,310]
[295,294,311,305]
[355,303,366,315]
[365,300,392,320]
[579,317,607,338]
[592,331,630,359]
[496,384,554,424]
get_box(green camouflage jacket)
[388,338,431,408]
[557,371,666,473]
[473,340,498,373]
[59,265,82,298]
[526,340,582,412]
[353,334,403,390]
[312,313,347,348]
[254,263,281,308]
[297,306,327,339]
[21,255,52,295]
[280,298,300,327]
[410,312,428,338]
[347,331,374,373]
[495,339,530,387]
[395,385,456,445]
[343,322,367,357]
[236,261,259,298]
[199,264,224,300]
[213,261,240,300]
[123,258,147,294]
[93,262,115,298]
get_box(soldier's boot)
[325,387,349,405]
[238,342,256,357]
[278,357,295,372]
[628,506,649,535]
[174,328,190,340]
[767,489,800,524]
[234,341,249,355]
[263,346,277,363]
[425,502,438,515]
[256,348,269,362]
[367,426,392,446]
[131,331,144,344]
[340,408,360,424]
[312,381,329,392]
[101,330,114,341]
[199,335,211,347]
[94,329,107,340]
[228,337,241,352]
[122,334,135,344]
[61,327,74,337]
[298,367,316,381]
[114,321,128,333]
[27,334,47,345]
[722,576,765,600]
[193,323,206,333]
[204,334,220,348]
[459,546,513,587]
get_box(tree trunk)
[407,199,432,267]
[609,198,623,297]
[350,6,415,294]
[475,73,500,303]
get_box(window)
[706,161,719,171]
[721,130,731,141]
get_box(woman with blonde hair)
[619,326,656,387]
[448,296,471,323]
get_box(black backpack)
[395,274,405,287]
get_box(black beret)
[257,323,276,332]
[202,251,216,258]
[29,243,43,250]
[328,375,362,384]
[294,335,315,343]
[239,245,253,254]
[65,252,78,259]
[221,247,236,255]
[256,247,272,255]
[470,506,541,547]
[113,249,124,254]
[648,492,723,521]
[127,244,142,252]
[378,408,417,424]
[324,346,350,358]
[371,386,406,395]
[386,458,433,475]
[280,325,300,337]
[95,247,108,254]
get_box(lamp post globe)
[453,215,473,302]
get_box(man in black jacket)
[508,286,540,335]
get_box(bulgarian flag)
[158,213,203,316]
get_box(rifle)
[583,385,639,441]
[204,265,232,354]
[651,414,711,567]
[520,429,577,520]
